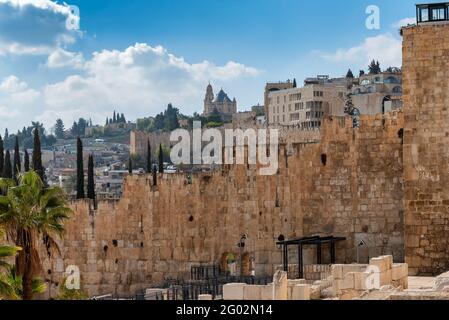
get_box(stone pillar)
[273,271,288,300]
[402,23,449,275]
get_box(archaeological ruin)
[38,8,449,300]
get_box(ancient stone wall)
[403,24,449,276]
[43,111,405,297]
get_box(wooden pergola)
[276,236,346,279]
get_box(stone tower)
[402,19,449,275]
[204,83,214,114]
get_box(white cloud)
[0,0,80,55]
[47,49,85,69]
[0,75,41,130]
[320,33,402,69]
[38,43,259,127]
[393,17,416,29]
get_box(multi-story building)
[351,71,403,114]
[267,72,403,127]
[264,80,295,117]
[267,76,349,128]
[203,84,237,116]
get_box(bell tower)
[204,83,214,115]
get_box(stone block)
[369,256,392,272]
[291,284,310,301]
[434,271,449,291]
[379,270,392,287]
[339,272,355,290]
[243,285,262,300]
[260,284,273,300]
[223,283,245,300]
[354,272,370,291]
[392,263,408,281]
[198,294,213,301]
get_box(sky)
[0,0,418,134]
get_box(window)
[277,97,280,104]
[420,7,429,22]
[277,106,279,113]
[385,76,400,84]
[431,6,446,21]
[288,104,291,112]
[361,79,370,85]
[290,113,300,121]
[313,91,323,97]
[392,86,402,94]
[283,105,285,112]
[295,103,300,111]
[282,115,285,122]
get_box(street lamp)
[237,234,248,278]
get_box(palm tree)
[0,227,21,299]
[0,171,72,300]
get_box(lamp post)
[237,234,247,278]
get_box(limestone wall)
[402,24,449,275]
[42,111,405,297]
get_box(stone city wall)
[42,111,405,297]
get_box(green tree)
[76,138,85,199]
[293,78,297,88]
[13,137,21,181]
[3,151,12,179]
[164,103,180,131]
[0,228,21,299]
[146,140,152,174]
[87,154,95,204]
[128,158,133,175]
[23,150,30,172]
[54,119,65,139]
[346,69,354,78]
[113,111,117,124]
[368,60,381,74]
[1,266,46,300]
[158,144,164,173]
[71,122,79,137]
[0,171,72,300]
[77,118,88,137]
[32,128,44,182]
[0,135,4,178]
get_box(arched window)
[392,86,402,93]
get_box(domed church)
[203,84,237,116]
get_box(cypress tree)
[146,140,152,174]
[152,164,157,186]
[158,144,164,174]
[3,150,12,179]
[13,136,21,180]
[87,154,96,202]
[32,128,44,181]
[24,149,30,172]
[128,158,133,175]
[0,135,4,178]
[76,137,85,199]
[113,111,117,123]
[293,78,297,88]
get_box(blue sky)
[0,0,417,133]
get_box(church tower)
[204,83,214,115]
